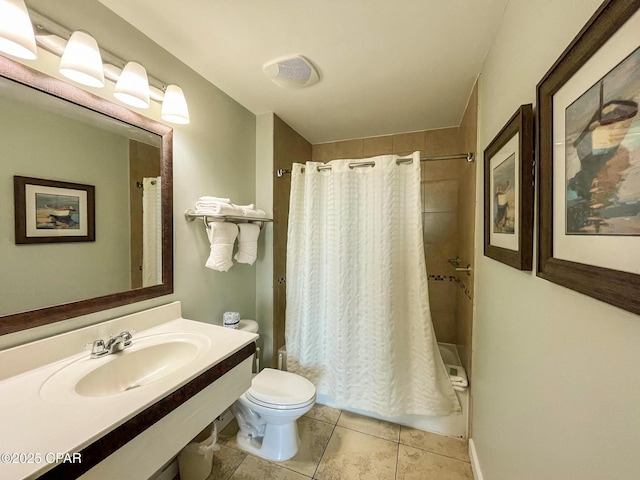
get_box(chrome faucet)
[89,331,133,358]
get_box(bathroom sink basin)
[76,341,199,396]
[40,332,210,401]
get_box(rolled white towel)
[446,364,468,387]
[205,222,238,272]
[453,385,466,392]
[234,223,261,265]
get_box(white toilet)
[231,367,316,461]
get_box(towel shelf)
[184,209,273,228]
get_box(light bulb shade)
[114,61,150,109]
[59,31,105,88]
[161,84,190,124]
[0,0,37,59]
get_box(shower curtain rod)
[276,152,474,177]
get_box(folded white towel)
[234,223,261,265]
[241,208,267,219]
[205,222,238,272]
[453,385,466,392]
[234,203,255,211]
[446,364,468,387]
[195,203,244,216]
[198,196,231,203]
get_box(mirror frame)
[0,55,174,336]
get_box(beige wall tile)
[424,243,457,276]
[273,115,311,367]
[393,131,426,156]
[423,179,459,213]
[363,135,393,156]
[455,288,473,375]
[334,139,364,159]
[312,143,336,163]
[422,212,458,245]
[453,81,477,392]
[428,280,458,313]
[431,310,456,344]
[424,127,462,158]
[421,160,462,182]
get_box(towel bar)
[455,265,472,276]
[184,209,273,229]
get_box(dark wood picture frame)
[537,0,640,315]
[14,176,96,244]
[483,104,534,270]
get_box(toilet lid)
[247,368,316,407]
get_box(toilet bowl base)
[236,420,301,461]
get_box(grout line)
[393,442,400,480]
[399,442,472,464]
[311,411,341,479]
[224,454,245,480]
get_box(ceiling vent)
[263,55,320,89]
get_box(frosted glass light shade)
[0,0,37,60]
[59,31,104,88]
[161,84,190,124]
[114,61,150,109]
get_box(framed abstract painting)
[537,0,640,314]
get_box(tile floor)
[193,404,473,480]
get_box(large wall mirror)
[0,55,173,336]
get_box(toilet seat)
[246,368,316,409]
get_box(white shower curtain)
[142,176,162,287]
[285,152,460,417]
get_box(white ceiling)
[97,0,509,144]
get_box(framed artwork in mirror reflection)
[14,176,95,244]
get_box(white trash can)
[178,423,219,480]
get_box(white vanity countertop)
[0,302,257,480]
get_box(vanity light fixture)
[0,6,191,124]
[161,84,190,124]
[59,30,105,88]
[114,61,150,109]
[0,0,38,60]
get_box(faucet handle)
[119,330,134,346]
[89,339,108,358]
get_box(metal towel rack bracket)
[184,209,273,229]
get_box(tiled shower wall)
[272,115,312,366]
[272,85,477,374]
